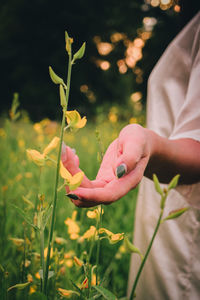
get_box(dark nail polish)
[116,164,127,178]
[66,193,80,200]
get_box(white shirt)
[128,12,200,300]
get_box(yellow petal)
[87,210,97,219]
[60,161,72,181]
[77,116,87,128]
[65,110,80,125]
[65,110,87,130]
[69,171,84,191]
[26,149,45,166]
[98,228,113,237]
[110,233,124,244]
[43,136,60,156]
[58,287,80,298]
[82,226,97,240]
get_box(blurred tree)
[0,0,183,121]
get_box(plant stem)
[44,49,72,295]
[40,229,45,292]
[96,205,103,285]
[129,209,164,300]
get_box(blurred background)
[0,0,184,122]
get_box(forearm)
[144,129,200,184]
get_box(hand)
[62,124,151,207]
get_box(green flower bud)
[49,66,64,85]
[153,174,163,196]
[168,174,180,191]
[59,84,67,107]
[73,42,86,62]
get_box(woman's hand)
[63,124,151,207]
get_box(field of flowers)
[0,101,141,299]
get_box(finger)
[74,156,148,204]
[61,145,100,188]
[66,195,99,208]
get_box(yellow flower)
[26,149,45,166]
[29,285,37,294]
[87,207,104,221]
[58,287,80,298]
[64,215,80,240]
[9,237,24,247]
[60,161,84,191]
[81,226,98,241]
[55,237,67,245]
[74,256,83,267]
[27,274,33,283]
[65,110,87,130]
[99,228,124,244]
[43,136,60,156]
[26,136,60,166]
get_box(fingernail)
[116,163,127,178]
[66,193,80,200]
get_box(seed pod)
[163,207,189,222]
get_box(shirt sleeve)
[169,28,200,142]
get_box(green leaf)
[93,286,117,300]
[162,207,189,222]
[7,282,30,292]
[59,84,67,107]
[123,236,143,261]
[49,66,64,85]
[28,292,47,300]
[10,204,38,230]
[153,174,163,196]
[168,174,180,191]
[73,42,86,62]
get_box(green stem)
[44,48,72,295]
[40,229,45,292]
[129,209,164,300]
[96,205,103,285]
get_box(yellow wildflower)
[26,136,60,166]
[58,287,80,298]
[27,274,33,283]
[26,149,45,166]
[60,161,84,191]
[43,136,60,156]
[99,228,124,244]
[35,272,40,280]
[55,237,67,245]
[65,259,73,268]
[82,226,98,241]
[74,256,83,267]
[64,215,80,240]
[87,207,104,221]
[29,285,37,294]
[33,123,43,134]
[65,110,87,130]
[9,237,24,247]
